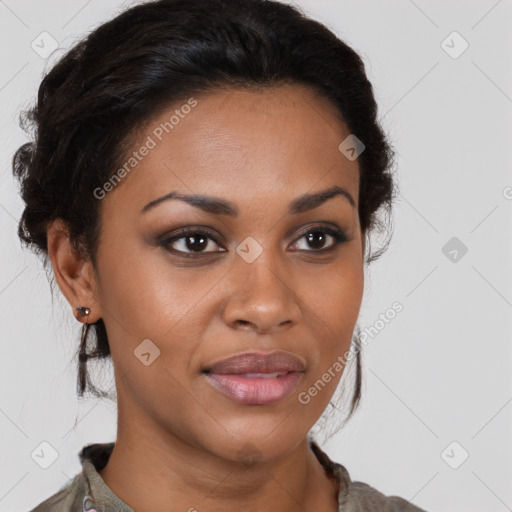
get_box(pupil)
[307,231,325,249]
[186,234,208,251]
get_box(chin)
[201,424,307,465]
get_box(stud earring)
[76,305,91,316]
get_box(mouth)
[202,351,305,405]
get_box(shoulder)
[29,442,116,512]
[340,479,429,512]
[309,440,428,512]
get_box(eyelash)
[158,224,349,258]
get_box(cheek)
[304,256,364,337]
[324,278,363,343]
[299,257,363,387]
[96,239,215,338]
[96,248,223,383]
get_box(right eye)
[159,228,226,257]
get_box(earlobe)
[46,218,101,324]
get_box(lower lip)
[204,372,304,405]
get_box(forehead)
[105,83,359,214]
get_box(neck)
[98,418,339,512]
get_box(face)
[64,83,365,463]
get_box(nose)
[221,253,301,335]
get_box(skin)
[47,83,365,512]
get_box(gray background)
[1,1,511,511]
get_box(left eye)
[292,228,347,251]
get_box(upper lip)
[203,350,306,375]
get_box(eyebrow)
[140,184,356,216]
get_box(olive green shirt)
[29,440,428,511]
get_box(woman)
[13,0,428,510]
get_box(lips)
[202,351,305,405]
[202,351,305,375]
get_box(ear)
[46,218,102,324]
